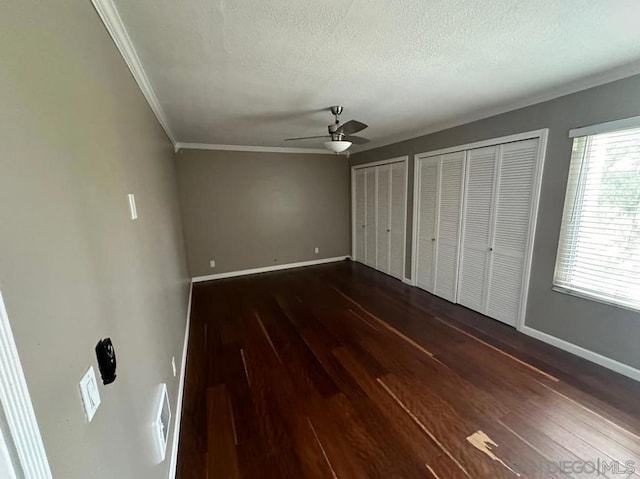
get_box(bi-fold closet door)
[414,152,465,302]
[458,138,541,326]
[414,135,544,327]
[353,160,407,280]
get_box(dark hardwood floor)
[176,261,640,478]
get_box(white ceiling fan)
[285,106,369,154]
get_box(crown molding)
[354,60,640,154]
[91,0,176,145]
[175,142,337,155]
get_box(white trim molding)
[569,114,640,138]
[414,129,549,161]
[351,156,410,170]
[90,0,176,145]
[0,291,53,478]
[175,142,335,155]
[192,257,349,283]
[521,326,640,382]
[167,282,192,479]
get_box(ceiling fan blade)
[284,135,330,141]
[337,120,368,135]
[344,135,370,145]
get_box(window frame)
[553,116,640,313]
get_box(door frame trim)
[351,156,409,280]
[414,129,549,161]
[411,129,549,330]
[0,291,53,478]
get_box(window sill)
[552,285,640,315]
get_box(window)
[554,118,640,311]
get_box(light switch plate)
[128,193,138,220]
[79,366,101,422]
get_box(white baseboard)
[402,277,415,286]
[192,256,350,283]
[520,326,640,382]
[167,281,192,479]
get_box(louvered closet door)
[364,167,377,267]
[354,168,366,262]
[486,139,539,326]
[434,152,465,302]
[458,146,498,313]
[389,161,406,279]
[416,157,439,292]
[376,165,391,274]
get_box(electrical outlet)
[171,356,177,377]
[314,247,319,254]
[209,260,216,268]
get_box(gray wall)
[176,149,351,277]
[352,74,640,370]
[0,1,189,478]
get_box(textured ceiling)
[113,0,640,151]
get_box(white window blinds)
[554,125,640,311]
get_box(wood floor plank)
[253,295,340,399]
[332,347,448,465]
[207,384,240,479]
[360,335,512,422]
[526,392,640,469]
[499,410,607,479]
[471,422,565,479]
[378,373,519,479]
[177,262,640,479]
[300,328,369,401]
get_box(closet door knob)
[431,238,436,241]
[489,247,493,252]
[387,229,391,232]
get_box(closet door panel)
[458,146,497,312]
[434,152,464,302]
[354,168,366,263]
[486,139,539,325]
[376,165,391,274]
[365,167,377,267]
[416,158,439,292]
[389,162,406,279]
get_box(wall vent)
[153,384,171,462]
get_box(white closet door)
[486,139,539,325]
[458,146,498,312]
[416,157,439,292]
[434,151,465,302]
[376,165,391,274]
[389,161,406,279]
[364,167,377,268]
[354,168,366,263]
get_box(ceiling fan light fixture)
[323,140,352,153]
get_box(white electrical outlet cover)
[79,366,101,422]
[209,260,216,268]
